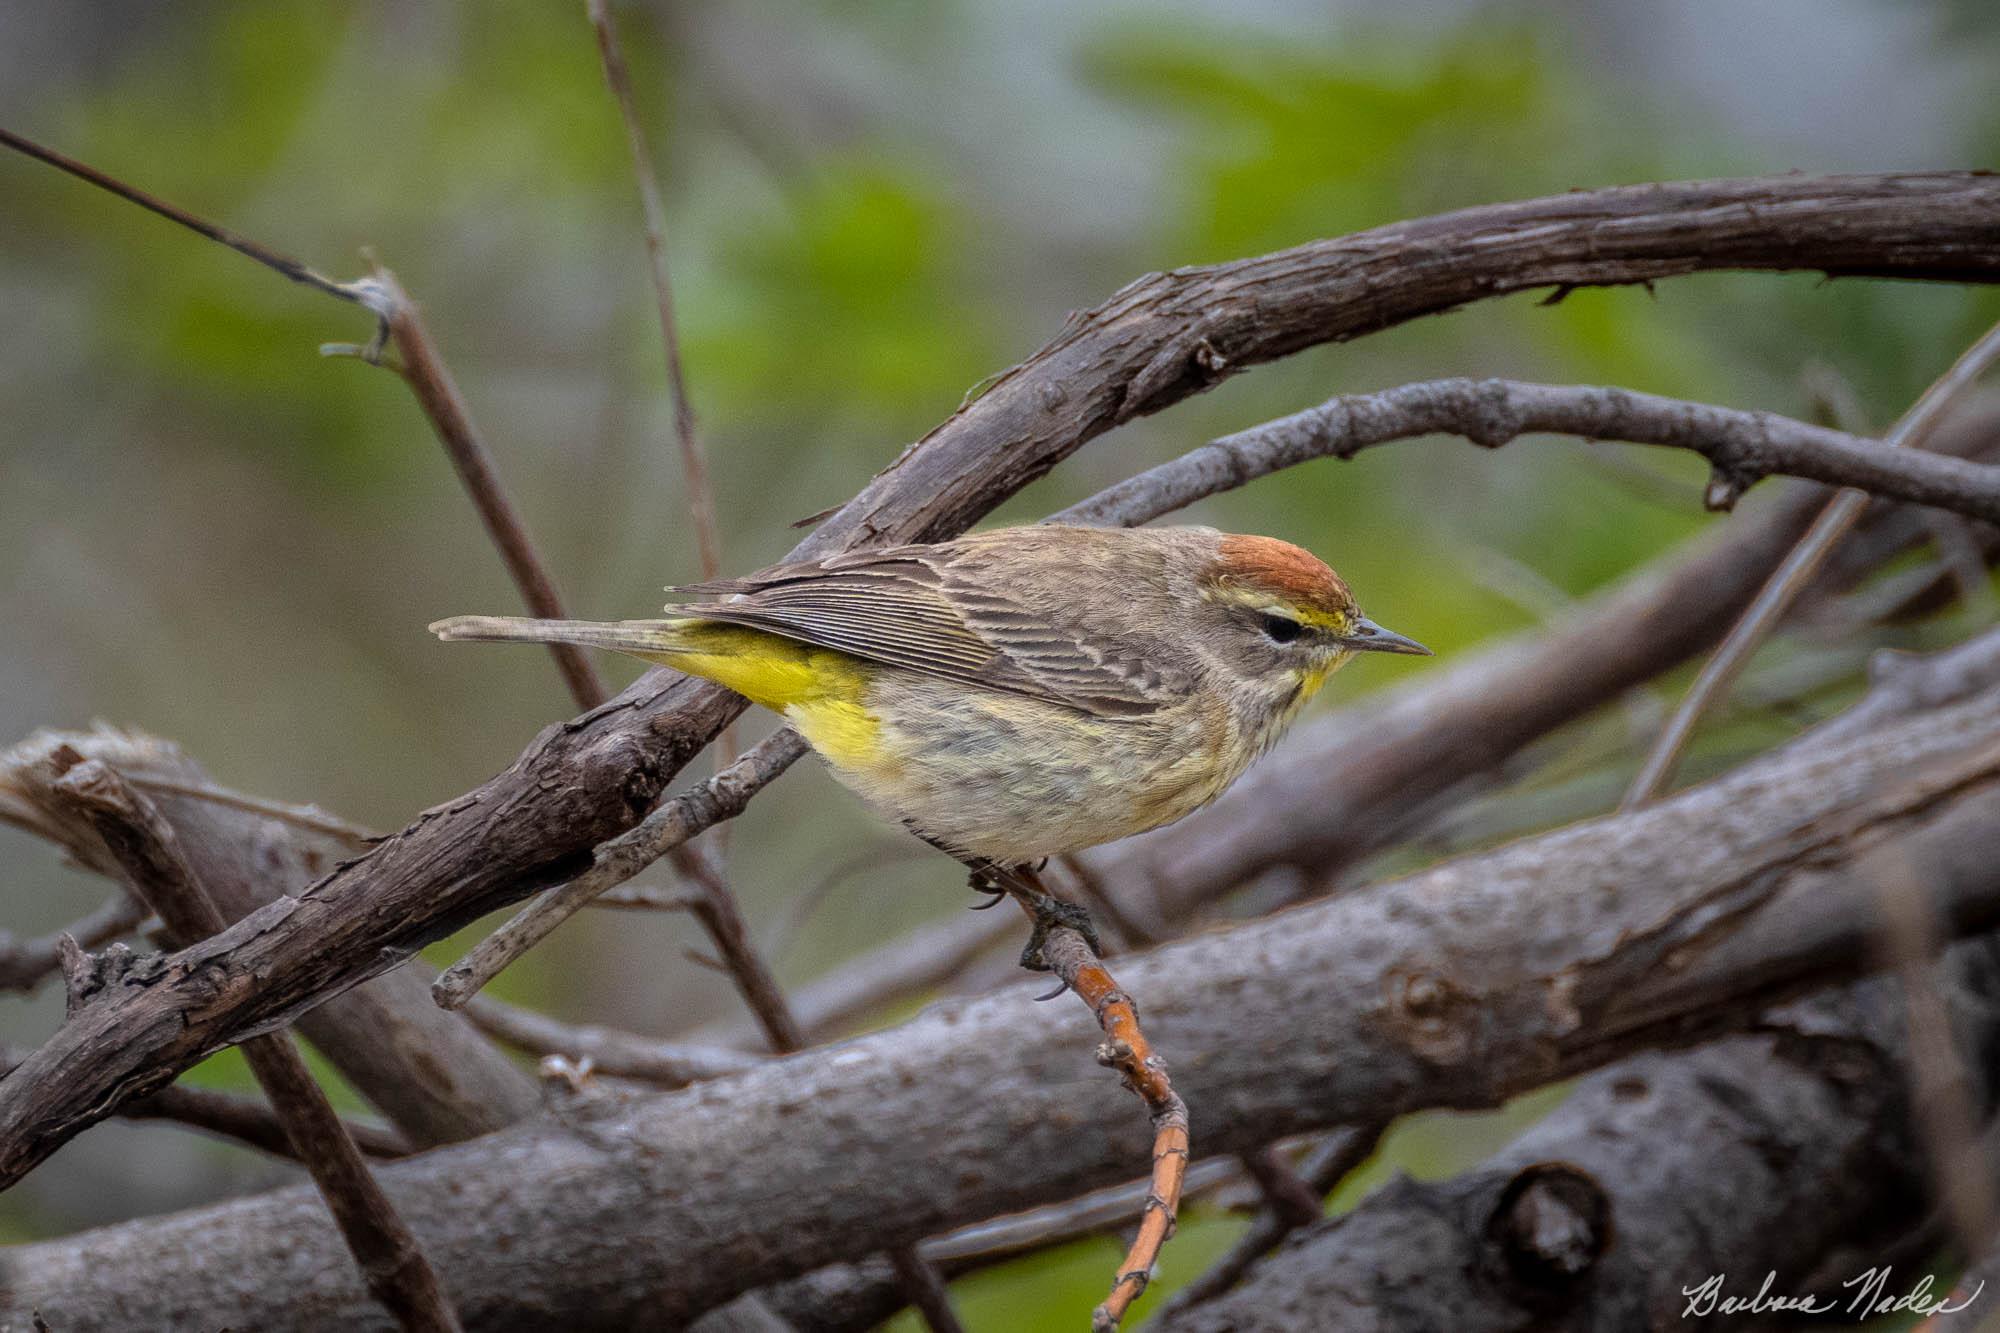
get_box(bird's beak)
[1341,616,1433,656]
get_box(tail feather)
[429,615,688,658]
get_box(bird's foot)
[1016,889,1103,973]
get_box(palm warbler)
[432,524,1425,946]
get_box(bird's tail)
[428,615,692,658]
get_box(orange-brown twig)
[1020,883,1190,1331]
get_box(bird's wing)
[666,544,1180,716]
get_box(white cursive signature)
[1680,1269,1982,1321]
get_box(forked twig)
[0,123,606,712]
[431,730,808,1008]
[1020,886,1190,1331]
[1623,320,2000,807]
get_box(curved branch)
[1056,377,2000,529]
[2,171,1996,1188]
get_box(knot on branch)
[1461,378,1527,449]
[1487,1161,1612,1293]
[1704,464,1758,512]
[1118,323,1231,421]
[1386,965,1480,1064]
[57,938,143,1019]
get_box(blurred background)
[1,0,1996,1324]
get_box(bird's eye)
[1259,612,1304,645]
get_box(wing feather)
[663,541,1182,715]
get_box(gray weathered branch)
[1152,941,2000,1330]
[1055,376,2000,528]
[0,728,535,1147]
[10,666,2000,1328]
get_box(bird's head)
[1197,532,1430,699]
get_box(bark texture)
[1153,940,2000,1330]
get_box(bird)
[431,524,1428,964]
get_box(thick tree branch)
[13,672,2000,1327]
[2,169,1996,1190]
[1150,943,2000,1331]
[0,727,536,1146]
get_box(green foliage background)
[0,0,1994,1323]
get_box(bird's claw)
[965,865,1007,911]
[1017,893,1103,973]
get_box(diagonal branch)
[363,267,608,710]
[586,0,723,583]
[1,725,537,1145]
[1622,318,2000,806]
[46,756,461,1333]
[3,169,1999,1188]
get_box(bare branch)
[1623,318,2000,805]
[364,267,607,710]
[1150,946,2000,1331]
[586,0,722,583]
[1,726,536,1144]
[0,125,362,305]
[45,757,460,1333]
[431,729,808,1009]
[1056,376,2000,531]
[462,994,758,1087]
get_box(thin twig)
[1154,1123,1389,1317]
[365,267,608,711]
[46,754,460,1333]
[461,995,759,1087]
[0,893,147,994]
[1623,320,2000,807]
[1053,376,2000,532]
[676,853,804,1051]
[1015,874,1190,1332]
[122,775,376,844]
[585,0,722,584]
[431,730,808,1009]
[0,125,361,305]
[585,0,744,809]
[0,124,602,709]
[591,881,701,911]
[1805,361,1998,620]
[0,1043,410,1162]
